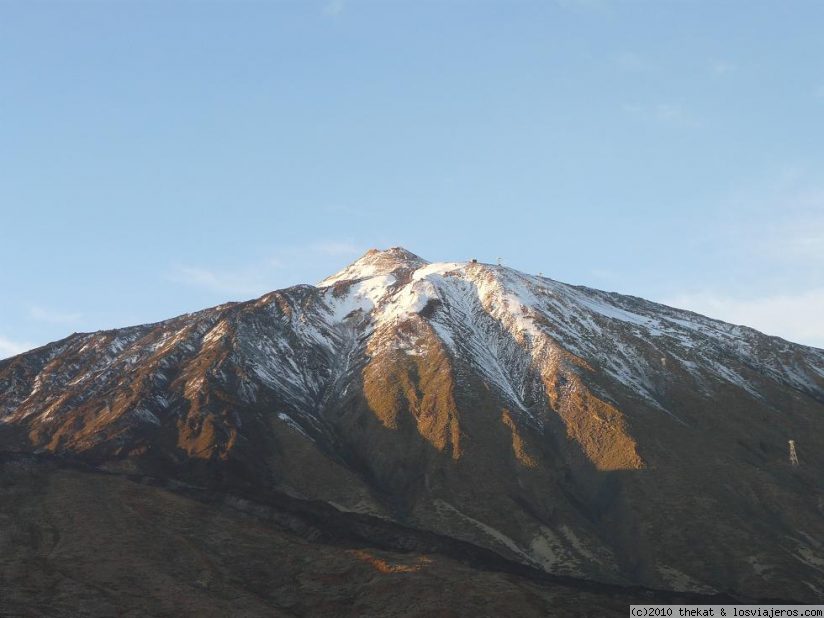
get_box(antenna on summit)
[789,440,799,466]
[497,257,502,266]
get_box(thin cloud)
[710,60,737,75]
[0,336,35,360]
[622,102,702,128]
[654,104,701,127]
[770,211,824,263]
[167,265,272,297]
[663,289,824,349]
[715,170,824,265]
[167,241,366,298]
[322,0,345,17]
[28,305,82,324]
[615,51,653,73]
[643,168,824,348]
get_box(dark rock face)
[1,247,823,612]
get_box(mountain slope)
[2,247,823,605]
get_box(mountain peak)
[318,246,429,286]
[4,246,824,607]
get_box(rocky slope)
[2,247,823,610]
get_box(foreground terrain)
[0,454,745,616]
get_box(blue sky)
[2,0,823,357]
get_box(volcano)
[2,247,823,615]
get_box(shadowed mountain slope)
[2,247,823,611]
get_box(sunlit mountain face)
[2,248,822,615]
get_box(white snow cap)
[318,247,429,287]
[311,247,824,411]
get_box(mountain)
[2,247,823,614]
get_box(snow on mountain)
[6,245,821,454]
[2,247,824,602]
[313,248,824,415]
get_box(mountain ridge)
[1,247,823,608]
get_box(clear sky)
[2,0,823,358]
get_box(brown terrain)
[1,248,822,615]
